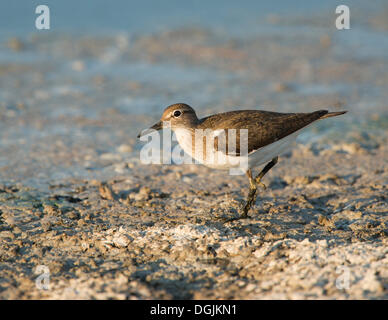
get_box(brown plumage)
[138,103,347,220]
[138,103,347,156]
[197,109,347,155]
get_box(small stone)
[7,37,24,51]
[117,144,133,153]
[89,179,100,186]
[272,82,293,92]
[0,231,15,240]
[13,227,22,234]
[130,186,151,201]
[318,215,333,227]
[113,234,131,248]
[99,183,116,200]
[71,60,85,71]
[100,153,122,161]
[66,211,80,220]
[43,204,61,216]
[182,176,192,183]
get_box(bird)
[138,103,347,220]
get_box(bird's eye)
[173,110,182,117]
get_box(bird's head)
[137,103,199,138]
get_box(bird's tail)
[319,110,347,119]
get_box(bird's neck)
[173,128,195,157]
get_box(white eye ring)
[173,110,182,117]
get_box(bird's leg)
[223,157,279,222]
[240,157,279,219]
[241,169,257,218]
[255,156,278,189]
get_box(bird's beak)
[137,120,163,138]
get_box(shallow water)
[0,0,387,189]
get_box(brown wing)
[197,110,329,156]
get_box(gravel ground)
[1,140,387,299]
[0,3,387,299]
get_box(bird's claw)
[220,214,249,223]
[258,182,267,190]
[255,178,267,190]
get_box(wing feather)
[197,110,328,156]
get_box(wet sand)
[0,4,387,299]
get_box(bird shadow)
[211,190,385,243]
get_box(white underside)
[247,131,298,168]
[174,128,299,171]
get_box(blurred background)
[0,0,387,190]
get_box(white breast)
[174,128,194,157]
[174,128,298,171]
[173,128,233,168]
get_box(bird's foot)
[255,178,267,190]
[216,199,252,223]
[220,198,254,223]
[220,212,250,223]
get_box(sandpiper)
[138,103,347,220]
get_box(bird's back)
[196,109,330,154]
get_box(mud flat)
[0,5,387,299]
[1,139,387,299]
